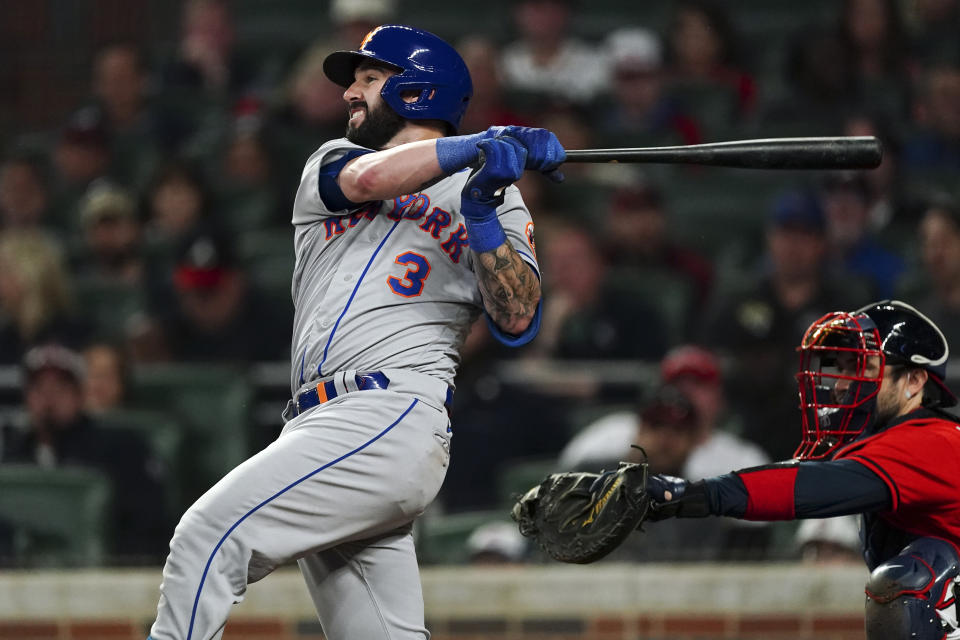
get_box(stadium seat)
[607,267,694,347]
[129,364,253,502]
[0,465,112,567]
[236,229,295,300]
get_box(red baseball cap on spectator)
[661,345,721,385]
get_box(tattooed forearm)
[475,242,541,335]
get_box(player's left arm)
[474,241,541,337]
[648,459,892,521]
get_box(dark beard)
[345,101,406,150]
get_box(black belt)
[293,371,454,416]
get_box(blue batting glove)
[459,136,527,252]
[435,126,509,174]
[498,126,566,182]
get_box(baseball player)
[518,300,960,639]
[147,24,564,640]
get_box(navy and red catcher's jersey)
[834,410,960,568]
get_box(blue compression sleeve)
[317,149,373,211]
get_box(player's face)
[343,64,406,150]
[830,352,881,401]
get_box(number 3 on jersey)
[387,251,432,297]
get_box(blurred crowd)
[1,0,959,566]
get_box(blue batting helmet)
[323,24,473,133]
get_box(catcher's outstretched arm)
[659,460,890,521]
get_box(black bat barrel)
[563,137,882,170]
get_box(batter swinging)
[146,24,565,640]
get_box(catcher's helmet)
[794,300,956,459]
[856,300,956,408]
[323,24,473,133]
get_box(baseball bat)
[563,136,882,170]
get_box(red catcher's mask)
[794,310,884,460]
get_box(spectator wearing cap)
[566,385,767,561]
[597,27,702,148]
[795,516,862,565]
[76,183,145,286]
[902,64,960,170]
[700,189,872,459]
[0,344,168,561]
[144,229,290,363]
[660,345,768,480]
[500,0,609,107]
[50,107,113,229]
[142,160,216,252]
[466,521,528,565]
[0,231,90,365]
[821,172,904,299]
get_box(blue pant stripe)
[185,398,419,640]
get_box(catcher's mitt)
[510,461,651,564]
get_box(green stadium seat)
[417,510,514,565]
[0,465,112,567]
[237,229,295,300]
[607,267,695,347]
[130,364,253,502]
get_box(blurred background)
[0,0,958,638]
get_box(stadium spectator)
[903,65,960,169]
[466,521,528,565]
[142,160,215,249]
[558,345,767,478]
[0,154,51,233]
[49,107,113,229]
[145,229,290,363]
[597,27,701,148]
[795,516,862,565]
[158,0,254,98]
[600,180,714,318]
[837,0,912,121]
[700,190,872,459]
[0,344,168,561]
[329,0,398,51]
[75,183,144,286]
[500,0,608,107]
[597,385,767,561]
[90,41,162,188]
[264,44,347,199]
[820,172,905,298]
[457,36,528,136]
[213,115,282,233]
[82,342,130,414]
[536,224,668,360]
[764,26,857,132]
[911,197,960,348]
[907,0,960,65]
[665,0,756,124]
[843,113,903,233]
[0,231,89,365]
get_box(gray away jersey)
[288,138,540,396]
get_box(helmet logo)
[359,26,384,51]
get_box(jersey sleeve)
[483,184,543,347]
[291,139,374,225]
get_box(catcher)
[514,300,960,640]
